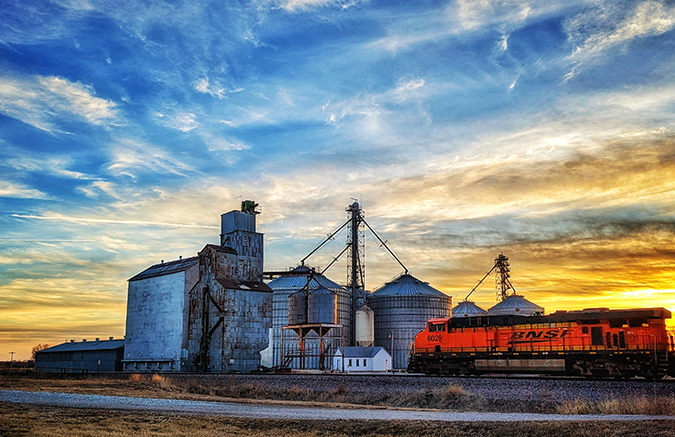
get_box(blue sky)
[2,0,675,359]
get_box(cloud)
[565,1,675,64]
[155,111,200,132]
[0,74,118,132]
[0,181,48,199]
[11,213,220,230]
[7,155,94,180]
[260,0,365,13]
[206,138,251,152]
[107,138,196,178]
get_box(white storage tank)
[355,305,374,347]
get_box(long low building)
[35,338,124,373]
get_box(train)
[409,306,675,379]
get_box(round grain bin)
[288,290,307,325]
[307,287,337,324]
[366,274,451,370]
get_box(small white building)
[333,346,391,373]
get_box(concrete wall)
[123,264,199,372]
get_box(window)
[348,359,352,367]
[429,323,446,332]
[591,327,603,346]
[618,331,626,348]
[363,359,366,367]
[606,332,612,348]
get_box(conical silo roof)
[369,274,447,297]
[487,294,544,316]
[452,300,487,318]
[267,265,343,292]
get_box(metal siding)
[368,275,451,369]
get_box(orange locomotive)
[409,307,675,379]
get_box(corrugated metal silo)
[288,290,307,325]
[307,287,337,324]
[268,266,351,368]
[452,300,487,318]
[367,274,451,370]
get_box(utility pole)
[9,351,15,369]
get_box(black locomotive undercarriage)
[409,349,674,379]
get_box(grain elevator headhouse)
[123,201,272,373]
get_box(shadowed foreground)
[2,402,675,437]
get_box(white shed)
[332,346,392,373]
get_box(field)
[2,373,675,436]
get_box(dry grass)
[558,396,675,416]
[2,402,675,437]
[3,374,675,417]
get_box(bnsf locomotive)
[409,307,675,379]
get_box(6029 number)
[427,334,442,342]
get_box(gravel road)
[2,389,674,422]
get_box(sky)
[2,0,675,360]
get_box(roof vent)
[82,339,87,342]
[70,339,75,343]
[95,337,100,342]
[179,255,182,260]
[161,260,164,264]
[109,336,114,340]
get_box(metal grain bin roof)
[452,300,487,318]
[267,266,343,291]
[487,294,544,316]
[369,274,446,297]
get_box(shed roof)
[37,339,125,353]
[337,346,388,358]
[129,256,198,282]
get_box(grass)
[2,403,675,437]
[2,373,675,416]
[557,396,675,416]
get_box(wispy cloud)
[107,138,196,178]
[564,1,675,79]
[0,74,118,132]
[12,213,220,229]
[0,181,48,199]
[7,155,95,180]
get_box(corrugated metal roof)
[267,266,343,291]
[129,256,198,282]
[452,301,487,318]
[338,346,387,358]
[216,277,272,292]
[487,294,544,316]
[200,244,237,255]
[369,274,447,297]
[37,339,125,353]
